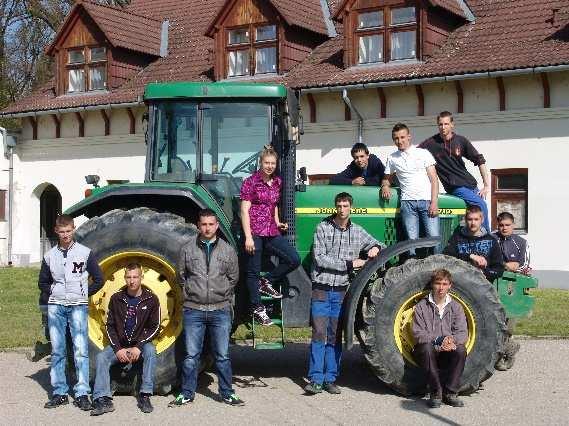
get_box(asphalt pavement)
[1,339,566,425]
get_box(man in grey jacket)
[412,269,468,408]
[170,209,244,407]
[305,192,384,395]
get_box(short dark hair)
[351,142,369,157]
[437,111,454,123]
[392,122,409,135]
[497,212,515,222]
[466,205,483,216]
[198,208,218,222]
[334,192,353,206]
[54,214,74,228]
[125,262,142,273]
[431,269,452,285]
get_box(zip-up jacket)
[412,294,468,346]
[106,287,160,353]
[329,153,386,186]
[492,232,530,273]
[178,235,239,311]
[444,226,504,281]
[38,241,104,306]
[311,215,385,288]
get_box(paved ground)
[2,339,566,425]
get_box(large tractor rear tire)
[76,207,197,395]
[357,254,507,396]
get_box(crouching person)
[91,263,160,415]
[412,269,468,408]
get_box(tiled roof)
[268,0,330,36]
[428,0,469,20]
[287,0,569,89]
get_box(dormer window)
[226,24,277,78]
[66,46,107,93]
[356,6,417,65]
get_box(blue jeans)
[92,343,156,400]
[400,200,440,255]
[308,289,345,385]
[48,304,89,397]
[246,235,300,308]
[452,187,490,232]
[182,308,234,399]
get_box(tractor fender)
[342,237,440,350]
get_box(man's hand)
[352,259,367,269]
[478,185,490,199]
[367,246,380,259]
[116,348,130,363]
[504,261,520,272]
[380,185,391,200]
[244,237,255,254]
[352,177,366,185]
[441,336,457,352]
[428,201,438,217]
[469,254,488,268]
[128,347,141,362]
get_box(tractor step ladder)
[252,293,285,350]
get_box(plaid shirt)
[311,216,384,287]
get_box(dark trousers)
[414,343,466,396]
[246,235,300,308]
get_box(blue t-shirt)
[124,295,140,338]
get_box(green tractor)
[66,82,536,396]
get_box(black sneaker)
[443,393,465,407]
[44,394,69,409]
[222,394,245,406]
[137,393,153,413]
[427,395,442,408]
[73,395,92,411]
[90,397,115,416]
[323,382,341,394]
[304,382,323,395]
[253,306,273,326]
[258,278,282,299]
[168,394,193,407]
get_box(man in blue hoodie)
[330,142,385,186]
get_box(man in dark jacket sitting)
[329,142,385,186]
[91,263,160,416]
[412,269,468,408]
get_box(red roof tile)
[429,0,469,20]
[268,0,330,36]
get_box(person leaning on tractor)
[38,214,104,410]
[329,142,385,186]
[240,145,301,326]
[419,111,492,233]
[412,269,468,408]
[381,122,440,255]
[90,263,160,416]
[304,192,385,395]
[171,209,245,407]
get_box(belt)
[312,283,348,292]
[185,300,230,311]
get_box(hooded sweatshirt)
[311,215,385,288]
[412,293,468,346]
[443,226,504,281]
[329,153,385,186]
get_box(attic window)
[355,6,417,65]
[66,46,107,93]
[226,24,277,78]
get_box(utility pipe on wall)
[341,89,364,144]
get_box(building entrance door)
[40,185,62,258]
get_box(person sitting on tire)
[38,214,103,411]
[443,205,504,281]
[493,211,531,275]
[304,192,384,395]
[412,269,468,408]
[171,208,245,407]
[91,262,160,416]
[329,142,385,186]
[240,145,301,326]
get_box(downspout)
[341,89,364,144]
[7,143,13,266]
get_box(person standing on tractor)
[412,269,468,408]
[171,209,245,407]
[240,146,301,326]
[381,123,440,255]
[91,263,160,416]
[304,192,384,395]
[419,111,491,233]
[38,214,103,410]
[329,142,385,186]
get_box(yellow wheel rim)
[393,291,476,366]
[89,251,183,354]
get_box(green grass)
[0,268,567,349]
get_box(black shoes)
[222,394,246,406]
[90,396,115,416]
[323,382,341,394]
[427,395,442,408]
[137,393,154,413]
[44,394,69,409]
[73,395,92,411]
[258,278,282,299]
[253,306,273,326]
[443,393,465,407]
[304,382,323,394]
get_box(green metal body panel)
[494,271,538,318]
[144,82,287,101]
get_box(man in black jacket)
[91,263,160,416]
[329,142,385,186]
[444,205,504,281]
